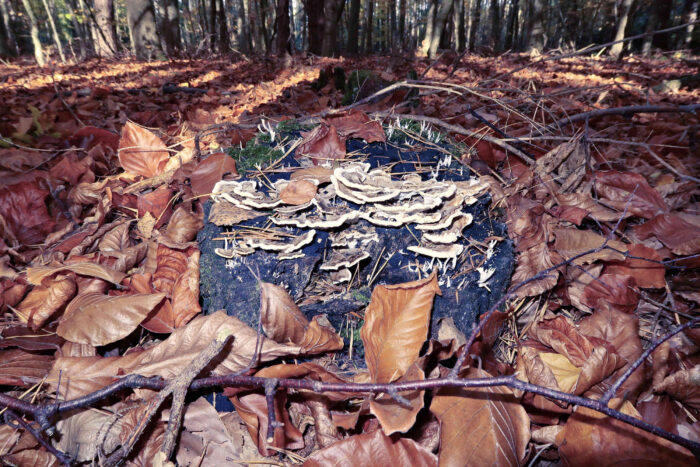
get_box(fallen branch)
[547,103,700,132]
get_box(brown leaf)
[582,273,639,313]
[164,206,203,244]
[0,349,53,386]
[361,271,441,383]
[56,292,166,345]
[605,243,666,289]
[48,311,301,399]
[230,391,304,456]
[296,124,346,165]
[302,428,437,467]
[370,363,425,435]
[554,228,627,265]
[117,121,170,178]
[55,406,123,462]
[653,365,700,410]
[152,244,195,296]
[137,187,174,230]
[307,398,341,448]
[511,241,563,297]
[634,213,700,255]
[0,181,56,246]
[279,179,318,205]
[254,362,355,402]
[594,170,667,219]
[27,262,126,286]
[555,399,695,466]
[579,305,644,399]
[16,274,76,330]
[323,109,386,143]
[290,166,334,185]
[187,152,238,200]
[554,193,621,222]
[529,316,594,367]
[430,367,530,467]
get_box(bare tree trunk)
[64,0,87,59]
[249,0,264,52]
[125,0,162,59]
[160,0,181,56]
[273,0,290,54]
[678,0,697,48]
[0,0,17,56]
[398,0,406,50]
[504,0,519,51]
[427,0,454,57]
[347,0,360,53]
[363,0,373,53]
[258,0,270,52]
[389,0,396,51]
[236,0,251,52]
[40,0,66,62]
[304,0,324,54]
[488,0,499,52]
[453,0,465,51]
[527,0,544,53]
[421,0,436,54]
[93,0,119,57]
[609,0,632,58]
[20,0,45,65]
[321,0,342,56]
[468,0,481,51]
[216,0,229,51]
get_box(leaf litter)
[0,54,699,466]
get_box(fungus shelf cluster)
[210,161,489,287]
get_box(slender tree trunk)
[468,0,481,51]
[527,0,544,53]
[235,0,250,52]
[259,0,270,52]
[364,0,373,52]
[427,0,454,57]
[216,0,229,51]
[250,0,265,52]
[321,0,342,56]
[398,0,406,50]
[679,0,698,48]
[210,0,218,49]
[304,0,324,54]
[504,0,519,50]
[347,0,360,53]
[488,0,499,52]
[274,0,291,53]
[93,0,119,57]
[609,0,632,58]
[421,0,436,54]
[40,0,66,62]
[64,0,87,59]
[453,0,464,51]
[0,0,17,56]
[389,0,396,51]
[20,0,45,65]
[160,0,181,55]
[125,0,162,59]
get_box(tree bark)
[216,0,229,51]
[488,0,499,52]
[0,0,17,56]
[274,0,291,54]
[304,0,324,54]
[651,0,673,50]
[93,0,119,57]
[125,0,162,59]
[427,0,454,58]
[527,0,544,53]
[504,0,519,51]
[468,0,481,51]
[453,0,465,51]
[347,0,361,53]
[679,0,698,48]
[160,0,181,56]
[40,0,66,62]
[389,0,396,51]
[398,0,406,50]
[321,0,343,56]
[363,0,373,52]
[421,0,437,54]
[609,0,632,58]
[20,0,45,66]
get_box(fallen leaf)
[605,243,666,289]
[0,181,56,246]
[361,271,441,383]
[594,170,667,219]
[279,179,318,205]
[16,274,76,330]
[186,152,238,200]
[296,124,346,165]
[555,399,695,466]
[323,109,386,143]
[164,206,203,244]
[511,241,563,297]
[370,363,425,435]
[117,121,170,178]
[554,228,627,265]
[634,213,700,255]
[55,406,123,462]
[0,349,53,387]
[430,367,530,467]
[48,311,301,399]
[653,365,700,410]
[56,292,166,346]
[303,428,437,467]
[582,273,639,313]
[27,262,126,286]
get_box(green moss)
[343,70,380,106]
[386,118,446,145]
[350,288,371,305]
[276,119,314,134]
[227,143,284,173]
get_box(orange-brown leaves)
[323,109,386,143]
[117,121,170,178]
[431,368,530,467]
[0,349,53,386]
[279,179,318,205]
[16,274,76,330]
[594,170,668,219]
[296,124,346,165]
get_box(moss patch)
[227,143,284,173]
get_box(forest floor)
[0,52,699,466]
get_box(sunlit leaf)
[117,121,170,178]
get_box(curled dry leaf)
[164,206,203,244]
[302,428,437,467]
[369,363,425,435]
[279,179,318,205]
[361,270,441,384]
[117,121,170,178]
[605,243,665,289]
[511,241,563,297]
[186,152,238,200]
[261,282,343,354]
[290,166,334,185]
[554,193,621,222]
[48,311,302,399]
[653,365,700,410]
[594,170,668,219]
[296,124,346,165]
[553,228,627,266]
[0,181,56,246]
[137,186,174,229]
[0,349,53,387]
[27,262,126,286]
[555,399,695,467]
[323,109,386,143]
[230,391,304,456]
[634,213,700,255]
[16,274,76,330]
[430,367,530,467]
[254,362,355,402]
[56,292,166,346]
[581,273,639,314]
[55,406,123,462]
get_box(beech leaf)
[553,228,627,265]
[117,121,170,178]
